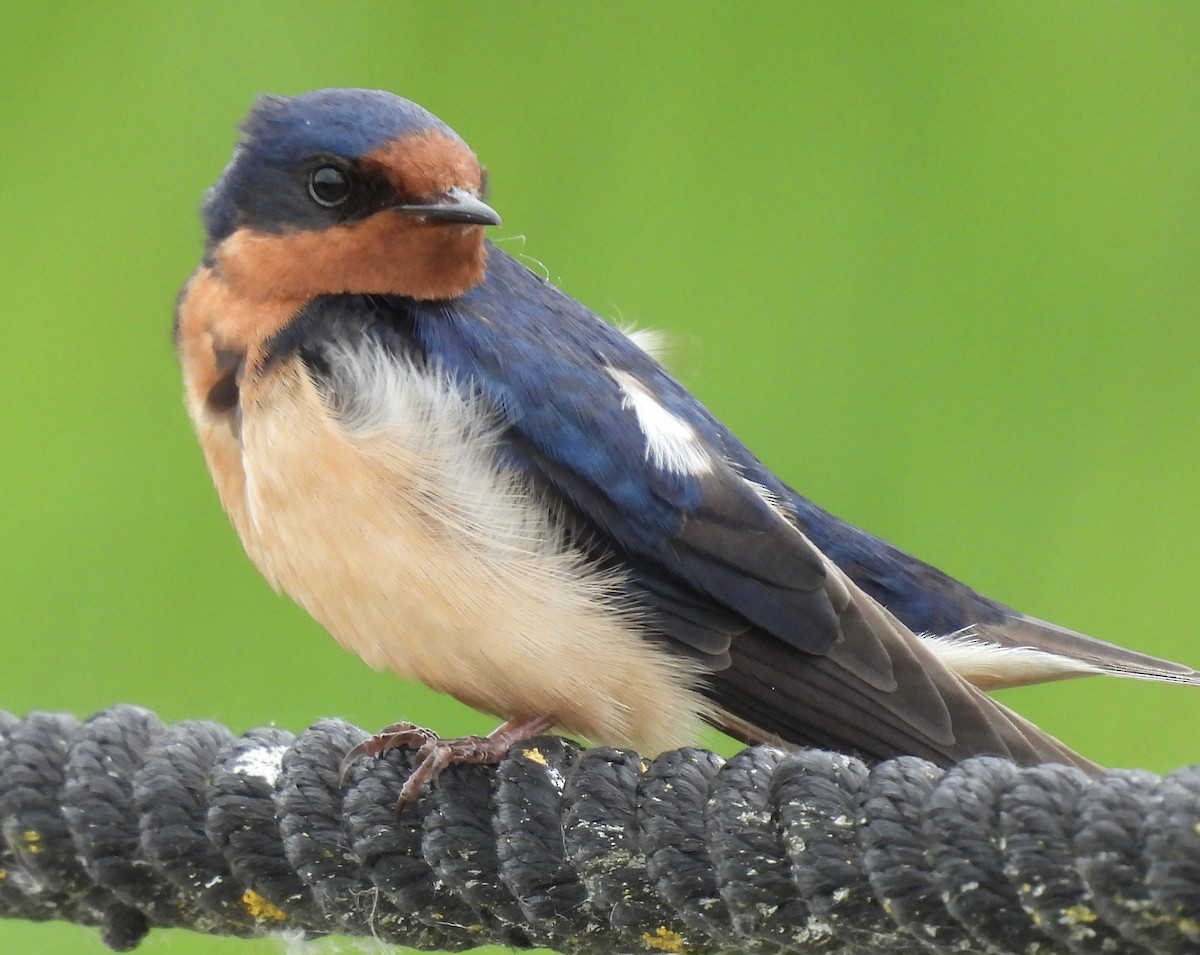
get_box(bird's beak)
[399,187,502,227]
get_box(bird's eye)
[308,165,350,207]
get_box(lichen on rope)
[0,705,1197,953]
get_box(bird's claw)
[395,731,510,810]
[341,715,555,817]
[338,721,436,787]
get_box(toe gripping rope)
[0,706,1197,954]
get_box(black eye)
[308,165,350,207]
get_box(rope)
[0,705,1197,954]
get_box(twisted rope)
[0,705,1197,953]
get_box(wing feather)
[398,252,1095,767]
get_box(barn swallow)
[175,88,1198,797]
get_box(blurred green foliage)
[2,3,1199,952]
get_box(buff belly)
[208,351,705,753]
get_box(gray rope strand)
[0,705,1197,954]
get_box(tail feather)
[705,556,1100,774]
[925,615,1200,690]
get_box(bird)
[175,87,1197,798]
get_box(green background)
[3,3,1199,952]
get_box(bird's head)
[201,88,501,302]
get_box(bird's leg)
[340,715,556,814]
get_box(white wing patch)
[607,368,713,476]
[919,630,1102,689]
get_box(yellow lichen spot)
[642,926,687,953]
[524,747,548,767]
[242,890,287,923]
[1064,904,1097,924]
[1179,917,1200,936]
[21,830,41,853]
[0,869,6,881]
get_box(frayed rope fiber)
[0,706,1198,953]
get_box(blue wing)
[272,251,1093,767]
[416,251,845,655]
[409,251,1094,766]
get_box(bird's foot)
[341,715,555,814]
[339,721,436,786]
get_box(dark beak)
[400,187,502,227]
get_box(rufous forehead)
[365,131,483,199]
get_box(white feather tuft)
[919,630,1103,688]
[607,368,713,476]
